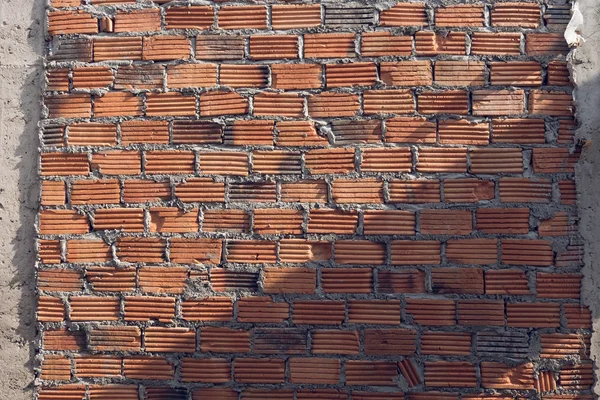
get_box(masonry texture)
[37,0,592,399]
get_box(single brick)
[93,37,143,61]
[124,296,175,322]
[165,6,214,30]
[389,180,441,203]
[332,179,384,204]
[422,332,471,356]
[507,303,560,328]
[435,5,484,27]
[139,268,186,293]
[405,299,455,325]
[425,361,477,388]
[70,296,119,321]
[121,120,169,145]
[203,209,250,233]
[143,36,191,61]
[533,148,579,173]
[39,210,89,235]
[470,148,523,174]
[308,92,359,118]
[250,35,298,60]
[364,329,417,355]
[48,10,98,35]
[220,64,270,87]
[326,62,377,88]
[238,297,289,323]
[435,60,486,86]
[181,358,230,383]
[254,92,304,118]
[279,239,331,263]
[415,32,467,55]
[114,9,161,32]
[271,5,321,29]
[145,327,196,353]
[378,270,426,293]
[386,117,436,143]
[46,94,92,118]
[417,148,468,173]
[281,180,328,203]
[167,64,217,88]
[381,61,432,86]
[293,302,345,325]
[500,178,552,203]
[271,64,322,90]
[363,90,414,115]
[362,32,412,57]
[200,90,248,117]
[196,35,245,60]
[94,92,142,117]
[200,151,248,176]
[218,5,267,30]
[88,326,141,352]
[458,300,504,326]
[559,180,576,205]
[526,33,569,55]
[348,300,401,325]
[228,182,276,203]
[66,239,111,263]
[290,358,340,384]
[380,3,428,26]
[432,268,483,294]
[485,269,530,295]
[93,208,144,232]
[492,3,540,28]
[263,267,316,294]
[182,298,233,322]
[41,181,66,205]
[304,33,356,58]
[123,180,171,203]
[418,90,469,114]
[471,32,521,55]
[72,66,113,89]
[71,179,120,205]
[420,209,472,235]
[322,268,373,293]
[305,148,355,174]
[529,90,573,116]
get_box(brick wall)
[38,1,592,399]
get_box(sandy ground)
[0,0,44,398]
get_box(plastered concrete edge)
[0,0,44,398]
[571,0,600,396]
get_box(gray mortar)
[0,0,44,398]
[572,0,600,396]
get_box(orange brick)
[435,60,485,86]
[238,297,289,323]
[228,182,276,203]
[40,210,89,235]
[308,92,359,118]
[41,180,66,205]
[272,4,321,29]
[264,267,316,294]
[492,2,540,28]
[421,209,472,235]
[391,240,441,265]
[533,148,579,173]
[290,358,340,384]
[145,150,195,174]
[472,90,525,116]
[386,117,436,143]
[444,178,495,203]
[250,35,298,60]
[415,32,466,55]
[380,3,428,26]
[165,6,214,30]
[254,92,304,117]
[182,297,233,322]
[418,90,469,114]
[67,239,111,263]
[326,62,377,88]
[471,32,522,55]
[271,64,322,90]
[381,61,432,86]
[139,266,188,294]
[527,33,569,55]
[94,92,142,117]
[200,90,248,116]
[94,37,143,61]
[304,33,356,58]
[221,64,268,88]
[529,90,573,116]
[227,240,277,264]
[68,122,117,146]
[362,32,412,57]
[218,5,266,29]
[332,179,384,204]
[435,5,484,27]
[70,296,119,321]
[196,35,245,60]
[253,209,303,234]
[322,268,373,293]
[48,10,98,35]
[305,148,355,174]
[114,9,161,32]
[389,180,441,203]
[417,148,468,173]
[46,94,92,118]
[425,361,477,387]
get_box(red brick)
[226,240,276,264]
[386,118,436,144]
[263,267,316,294]
[485,269,530,295]
[181,358,230,383]
[145,327,196,352]
[435,5,484,27]
[472,90,525,116]
[218,5,266,29]
[444,178,494,202]
[279,239,331,263]
[435,61,485,86]
[502,239,553,266]
[228,182,276,203]
[421,332,471,356]
[405,299,455,326]
[308,92,359,118]
[364,329,417,355]
[41,181,66,205]
[471,32,521,55]
[380,3,428,26]
[165,6,214,30]
[418,90,469,114]
[415,32,467,55]
[481,362,535,389]
[533,148,579,173]
[527,33,569,55]
[224,120,274,145]
[311,330,359,353]
[94,92,142,117]
[470,148,523,174]
[363,210,415,235]
[114,9,161,32]
[490,61,542,86]
[94,37,143,61]
[507,303,560,328]
[48,10,98,35]
[432,268,483,294]
[381,61,432,86]
[417,148,468,173]
[196,35,244,60]
[420,209,472,235]
[305,148,355,174]
[271,64,322,90]
[182,297,233,322]
[139,267,188,294]
[254,92,304,117]
[500,178,552,203]
[114,65,164,90]
[476,208,529,234]
[425,361,477,387]
[335,240,385,265]
[326,62,377,88]
[46,94,92,118]
[363,90,414,115]
[40,210,89,235]
[529,90,574,116]
[322,268,373,293]
[143,36,191,61]
[458,300,504,326]
[492,118,545,144]
[446,238,498,265]
[238,297,289,323]
[378,270,426,293]
[290,358,340,384]
[348,300,401,325]
[271,5,321,29]
[253,150,302,174]
[250,35,298,60]
[391,240,440,265]
[91,150,141,175]
[88,326,141,352]
[492,3,541,28]
[332,179,384,204]
[220,64,268,88]
[362,32,412,57]
[293,302,345,325]
[346,361,398,386]
[304,33,355,58]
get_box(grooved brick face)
[39,0,583,398]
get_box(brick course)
[38,0,588,398]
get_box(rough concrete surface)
[573,0,600,396]
[0,0,43,398]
